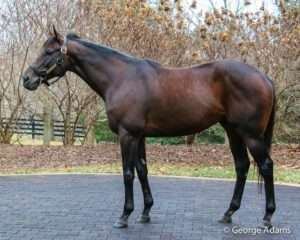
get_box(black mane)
[66,32,80,39]
[68,33,160,67]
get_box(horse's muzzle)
[23,75,40,91]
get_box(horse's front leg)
[136,137,153,223]
[113,130,139,228]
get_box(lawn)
[2,163,300,185]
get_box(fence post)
[43,105,53,145]
[31,117,35,139]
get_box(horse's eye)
[45,48,60,55]
[45,49,54,55]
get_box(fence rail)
[0,118,86,138]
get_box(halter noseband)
[29,36,68,87]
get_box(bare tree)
[0,41,29,143]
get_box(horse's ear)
[52,25,59,39]
[51,25,63,43]
[48,24,53,36]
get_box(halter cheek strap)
[46,64,57,74]
[42,36,68,86]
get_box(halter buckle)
[61,36,68,54]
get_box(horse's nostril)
[23,76,29,83]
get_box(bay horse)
[23,27,276,228]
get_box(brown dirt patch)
[0,143,299,172]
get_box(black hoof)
[218,215,232,224]
[113,218,128,228]
[263,220,272,229]
[137,215,151,223]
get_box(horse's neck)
[71,61,109,100]
[67,41,122,101]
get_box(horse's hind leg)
[219,127,250,224]
[136,137,154,223]
[245,137,276,227]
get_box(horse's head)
[23,26,69,91]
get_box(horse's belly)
[144,126,212,137]
[144,110,221,137]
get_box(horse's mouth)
[23,77,41,91]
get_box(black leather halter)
[29,36,67,86]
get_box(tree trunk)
[63,121,74,146]
[186,134,196,145]
[224,133,229,145]
[63,96,75,146]
[84,125,96,145]
[43,105,53,145]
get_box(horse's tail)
[257,78,276,192]
[264,81,276,155]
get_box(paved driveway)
[0,175,299,240]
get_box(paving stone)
[0,175,298,240]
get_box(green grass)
[95,121,226,144]
[2,163,300,184]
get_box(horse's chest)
[106,102,146,134]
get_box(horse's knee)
[124,170,134,184]
[136,160,148,180]
[236,161,250,178]
[260,158,273,177]
[137,168,148,181]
